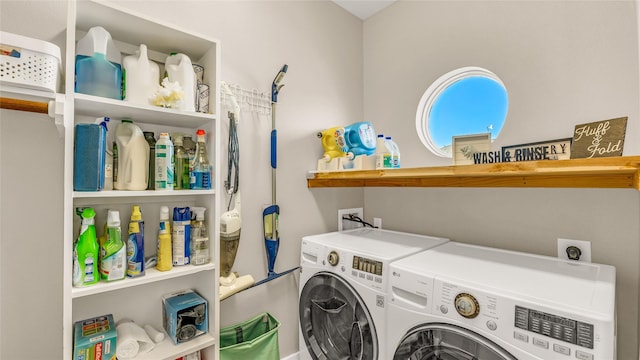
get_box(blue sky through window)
[428,76,508,150]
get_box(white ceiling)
[332,0,396,20]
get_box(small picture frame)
[571,117,627,159]
[452,133,491,165]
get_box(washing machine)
[388,242,616,360]
[298,228,449,360]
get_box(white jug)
[115,120,149,190]
[165,53,196,112]
[123,44,159,106]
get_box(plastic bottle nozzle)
[160,206,169,221]
[131,205,142,221]
[107,210,120,227]
[192,207,207,221]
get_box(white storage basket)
[0,31,61,92]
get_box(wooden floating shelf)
[307,156,640,190]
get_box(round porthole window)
[416,67,509,157]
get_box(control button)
[439,305,449,314]
[375,277,382,283]
[341,265,346,272]
[576,350,594,360]
[532,338,549,349]
[366,274,373,281]
[454,293,480,319]
[513,331,529,343]
[359,272,365,278]
[553,344,571,356]
[486,320,497,331]
[327,251,339,266]
[352,270,357,277]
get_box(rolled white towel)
[116,321,155,359]
[143,324,165,343]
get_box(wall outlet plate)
[338,208,364,231]
[557,238,591,262]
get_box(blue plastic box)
[74,123,106,191]
[162,289,208,344]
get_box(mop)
[254,64,299,287]
[219,81,255,300]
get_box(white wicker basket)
[0,31,61,93]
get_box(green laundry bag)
[220,312,281,360]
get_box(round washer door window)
[393,323,516,360]
[299,271,378,360]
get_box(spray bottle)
[100,210,126,281]
[126,205,145,277]
[190,207,209,265]
[156,206,172,271]
[73,208,99,287]
[172,207,191,266]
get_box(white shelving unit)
[61,1,221,360]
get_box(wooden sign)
[571,117,627,159]
[501,138,572,162]
[452,133,491,165]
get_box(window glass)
[416,67,508,157]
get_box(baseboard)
[281,352,299,360]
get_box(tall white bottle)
[385,136,397,169]
[387,137,401,168]
[115,120,149,190]
[155,133,174,190]
[165,53,196,112]
[123,44,160,106]
[375,134,392,169]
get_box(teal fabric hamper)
[220,312,281,360]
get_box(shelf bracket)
[50,93,65,137]
[0,95,65,137]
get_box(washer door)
[393,323,517,360]
[299,271,378,360]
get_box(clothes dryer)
[298,228,448,360]
[388,242,616,360]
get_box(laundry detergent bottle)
[100,210,126,281]
[126,205,145,278]
[115,120,149,190]
[123,44,159,105]
[73,208,99,287]
[164,53,196,111]
[75,26,123,99]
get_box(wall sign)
[501,138,572,162]
[571,117,627,159]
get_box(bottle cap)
[131,205,142,221]
[196,129,206,136]
[107,210,120,227]
[192,207,207,220]
[377,134,384,138]
[81,208,96,225]
[173,133,184,146]
[159,132,169,138]
[160,206,169,220]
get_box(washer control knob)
[440,305,449,314]
[454,293,480,319]
[486,320,497,331]
[328,251,339,266]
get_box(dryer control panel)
[514,306,594,349]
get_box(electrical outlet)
[338,208,364,231]
[557,238,591,262]
[373,217,382,229]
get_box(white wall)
[0,1,364,358]
[363,1,639,359]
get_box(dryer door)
[299,271,378,360]
[393,323,517,360]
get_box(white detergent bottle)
[165,53,196,112]
[385,136,397,169]
[123,44,159,106]
[375,134,392,169]
[387,137,401,168]
[115,120,149,190]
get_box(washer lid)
[391,242,616,314]
[302,228,448,261]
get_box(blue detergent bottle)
[75,26,123,99]
[339,121,377,159]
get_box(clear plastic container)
[75,26,122,100]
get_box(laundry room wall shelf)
[307,156,640,190]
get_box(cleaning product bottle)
[155,132,174,190]
[190,129,211,190]
[173,134,189,190]
[388,137,401,168]
[385,136,396,169]
[115,119,149,190]
[164,53,196,111]
[73,207,99,287]
[172,207,191,266]
[113,141,119,189]
[73,117,109,191]
[126,205,145,277]
[100,210,126,281]
[183,134,196,181]
[190,207,209,265]
[375,134,392,169]
[75,26,123,100]
[122,44,159,106]
[156,206,173,271]
[144,132,156,190]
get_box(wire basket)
[1,31,61,93]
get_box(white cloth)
[116,321,155,359]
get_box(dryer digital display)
[514,306,594,349]
[353,256,382,276]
